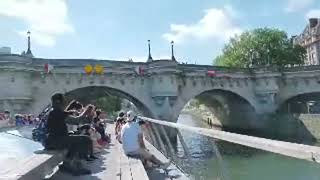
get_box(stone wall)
[298,114,320,140]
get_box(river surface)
[176,113,320,180]
[0,126,42,169]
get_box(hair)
[95,109,102,117]
[118,111,125,117]
[51,93,64,105]
[66,101,83,111]
[74,101,83,110]
[138,120,146,125]
[87,104,94,110]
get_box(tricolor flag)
[44,63,54,73]
[134,66,144,75]
[207,70,216,77]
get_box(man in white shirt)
[120,111,170,169]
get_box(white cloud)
[162,6,242,44]
[0,0,73,47]
[285,0,314,13]
[306,9,320,18]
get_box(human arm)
[138,133,146,149]
[65,106,91,125]
[65,100,76,111]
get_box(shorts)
[126,148,152,159]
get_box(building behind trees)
[293,18,320,65]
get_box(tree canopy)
[214,28,306,68]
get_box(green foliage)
[95,96,122,113]
[214,28,306,67]
[188,99,201,108]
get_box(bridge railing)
[138,116,320,179]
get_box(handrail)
[138,116,320,164]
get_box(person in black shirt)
[45,93,94,176]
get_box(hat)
[126,111,136,122]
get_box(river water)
[176,113,320,180]
[0,126,42,169]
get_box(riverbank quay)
[182,107,320,144]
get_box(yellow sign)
[84,65,93,74]
[94,64,104,74]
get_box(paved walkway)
[50,122,189,180]
[49,123,122,180]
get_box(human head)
[84,104,95,118]
[4,111,10,119]
[74,101,83,110]
[51,93,65,109]
[118,111,125,118]
[95,109,101,117]
[126,111,136,122]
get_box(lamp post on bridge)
[171,41,176,61]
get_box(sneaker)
[59,163,73,173]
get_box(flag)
[134,66,144,75]
[44,63,53,73]
[207,70,216,77]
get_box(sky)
[0,0,319,65]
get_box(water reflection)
[0,127,42,168]
[176,113,320,180]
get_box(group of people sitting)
[44,92,170,176]
[44,93,110,176]
[15,114,37,126]
[0,111,38,127]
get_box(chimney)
[309,18,318,28]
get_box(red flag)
[134,66,144,75]
[207,70,216,77]
[44,63,53,73]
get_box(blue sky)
[0,0,319,65]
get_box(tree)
[95,96,122,113]
[214,28,306,68]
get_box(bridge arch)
[278,92,320,113]
[173,87,257,131]
[28,75,154,117]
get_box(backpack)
[32,107,51,146]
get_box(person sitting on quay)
[115,111,126,140]
[45,93,95,176]
[93,109,110,145]
[15,114,25,126]
[0,111,12,127]
[65,100,84,132]
[120,111,170,169]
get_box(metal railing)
[138,116,320,179]
[139,116,320,163]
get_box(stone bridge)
[1,54,320,132]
